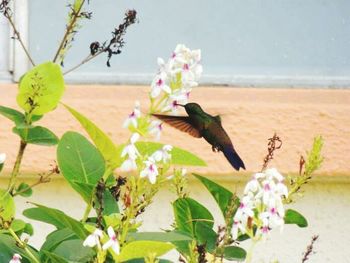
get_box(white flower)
[0,153,6,164]
[123,101,141,128]
[140,157,159,184]
[149,120,163,140]
[152,144,173,163]
[83,229,103,249]
[162,90,188,113]
[102,226,120,255]
[9,254,22,263]
[120,133,140,171]
[151,72,171,98]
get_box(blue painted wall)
[28,0,350,86]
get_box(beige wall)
[0,84,350,176]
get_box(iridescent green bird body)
[152,103,245,171]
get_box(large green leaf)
[13,126,59,146]
[0,189,15,221]
[193,174,238,218]
[40,228,77,255]
[63,104,121,170]
[17,62,65,115]
[284,209,308,227]
[0,105,25,125]
[0,234,39,263]
[195,222,217,252]
[23,203,87,239]
[135,142,206,167]
[52,239,95,262]
[41,251,69,263]
[117,241,174,262]
[127,231,192,242]
[173,197,214,237]
[57,132,105,199]
[223,246,246,261]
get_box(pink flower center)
[264,183,271,191]
[234,220,239,225]
[149,164,155,172]
[270,207,276,214]
[111,235,117,241]
[262,226,269,233]
[183,64,189,70]
[158,123,163,130]
[172,100,178,107]
[171,52,176,58]
[156,78,163,86]
[239,203,245,209]
[129,111,135,118]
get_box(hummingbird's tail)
[222,146,246,171]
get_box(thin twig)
[63,51,101,75]
[13,173,52,196]
[52,0,86,63]
[302,235,319,263]
[261,133,282,172]
[1,0,35,66]
[7,140,27,193]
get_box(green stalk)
[7,140,27,193]
[8,228,40,263]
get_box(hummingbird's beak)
[176,103,185,107]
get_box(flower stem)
[8,228,40,263]
[7,140,27,193]
[82,201,92,222]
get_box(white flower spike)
[102,226,120,255]
[120,133,140,171]
[123,101,141,128]
[9,254,22,263]
[83,229,103,249]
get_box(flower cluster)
[232,168,288,240]
[151,44,202,113]
[120,44,202,185]
[83,226,120,255]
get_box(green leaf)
[0,234,39,263]
[57,132,105,200]
[193,174,238,218]
[40,228,77,255]
[195,222,217,252]
[117,241,174,262]
[102,189,120,215]
[284,209,308,227]
[127,231,192,242]
[173,197,214,237]
[223,246,246,261]
[0,105,25,125]
[13,126,59,146]
[17,61,65,115]
[135,142,206,167]
[52,239,95,262]
[41,251,69,263]
[0,189,15,221]
[63,104,121,170]
[23,203,87,239]
[16,182,33,197]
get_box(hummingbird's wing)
[152,114,202,138]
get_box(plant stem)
[3,8,35,66]
[52,0,86,63]
[63,51,103,75]
[7,140,27,193]
[13,172,52,196]
[82,201,93,222]
[8,228,40,263]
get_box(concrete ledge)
[0,84,349,175]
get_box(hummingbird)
[152,103,245,171]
